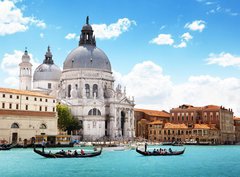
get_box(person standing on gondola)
[41,139,46,153]
[144,143,147,152]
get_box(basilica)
[19,17,135,141]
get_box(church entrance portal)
[121,111,125,137]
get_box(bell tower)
[19,48,32,90]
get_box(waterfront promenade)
[0,145,239,177]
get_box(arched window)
[93,84,98,98]
[85,84,90,98]
[40,123,47,129]
[68,84,71,97]
[11,123,19,128]
[88,108,101,116]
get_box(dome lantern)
[79,16,96,46]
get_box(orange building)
[234,117,240,143]
[134,108,170,140]
[170,104,235,144]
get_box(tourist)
[169,148,173,153]
[81,149,85,155]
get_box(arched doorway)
[121,111,125,137]
[11,123,19,144]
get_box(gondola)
[33,147,102,158]
[0,144,15,151]
[136,147,185,156]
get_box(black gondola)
[136,147,185,156]
[0,144,15,151]
[33,147,102,158]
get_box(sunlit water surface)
[0,145,240,177]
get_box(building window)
[48,83,52,89]
[16,104,19,110]
[53,100,55,103]
[3,94,5,98]
[85,84,90,98]
[39,106,42,111]
[40,98,42,102]
[40,124,47,129]
[34,98,37,101]
[2,102,5,108]
[88,108,101,116]
[45,99,48,102]
[11,123,19,128]
[17,95,19,99]
[93,121,96,128]
[45,107,47,112]
[26,105,28,110]
[53,107,55,112]
[9,103,12,109]
[10,95,12,98]
[26,97,28,100]
[68,84,71,97]
[93,84,98,98]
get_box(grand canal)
[0,145,239,177]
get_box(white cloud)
[173,32,192,48]
[0,0,46,36]
[174,41,187,48]
[181,32,193,41]
[114,61,240,115]
[0,50,40,87]
[65,33,77,40]
[206,52,240,67]
[92,18,136,39]
[40,33,44,38]
[185,20,206,32]
[150,34,174,45]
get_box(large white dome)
[63,45,111,72]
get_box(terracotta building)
[234,117,240,143]
[135,104,235,144]
[170,104,235,144]
[134,108,170,140]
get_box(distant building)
[234,117,240,143]
[0,88,57,145]
[134,108,170,140]
[135,104,235,144]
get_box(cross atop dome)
[79,16,96,46]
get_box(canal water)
[0,145,239,177]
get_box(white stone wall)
[0,115,57,144]
[33,80,59,92]
[58,68,135,140]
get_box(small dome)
[33,63,61,81]
[63,45,111,72]
[82,24,92,31]
[33,46,61,81]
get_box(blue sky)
[1,0,240,114]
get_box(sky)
[1,0,240,114]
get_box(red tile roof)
[0,87,54,98]
[194,124,210,129]
[134,108,170,117]
[164,123,188,129]
[148,120,163,125]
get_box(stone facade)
[0,88,57,144]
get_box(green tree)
[56,104,81,134]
